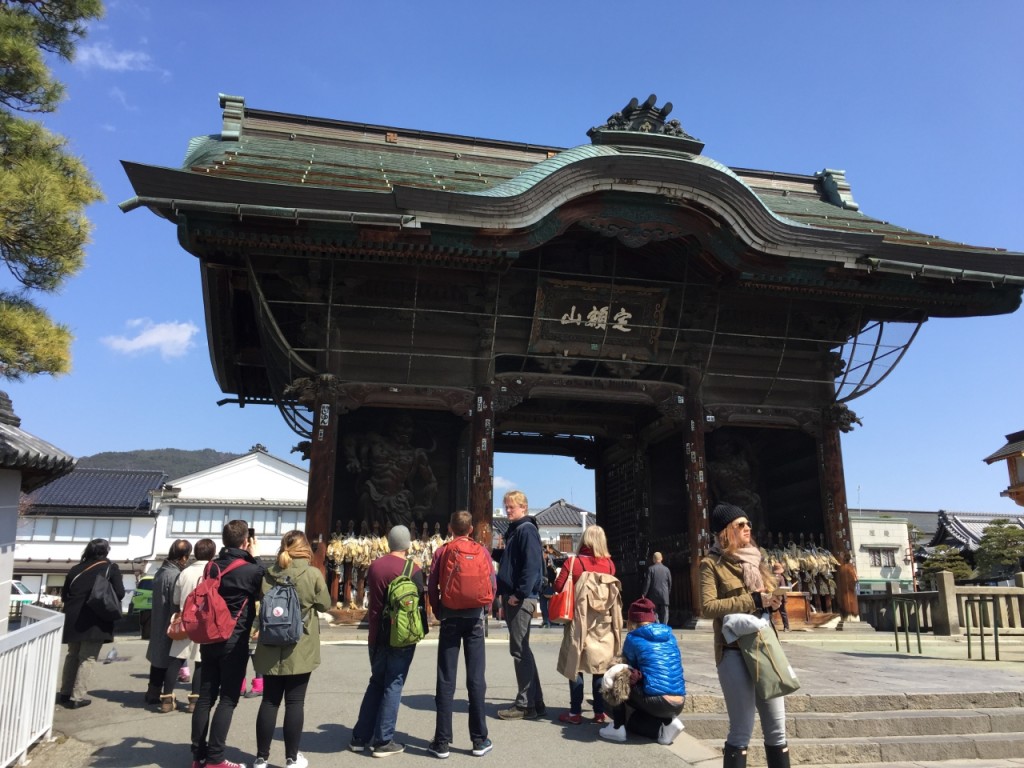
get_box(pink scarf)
[728,545,765,594]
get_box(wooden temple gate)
[122,94,1024,622]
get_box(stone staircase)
[682,690,1024,766]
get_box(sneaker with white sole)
[427,740,449,759]
[471,739,493,757]
[598,723,626,743]
[286,753,308,768]
[657,717,685,745]
[372,742,404,758]
[349,739,369,753]
[253,760,268,768]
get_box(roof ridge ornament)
[220,93,245,141]
[588,94,704,154]
[816,168,860,211]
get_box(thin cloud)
[493,475,516,493]
[108,86,137,111]
[75,43,170,78]
[102,319,199,360]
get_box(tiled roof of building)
[983,430,1024,464]
[534,499,596,527]
[927,510,1024,552]
[23,467,167,516]
[0,391,75,492]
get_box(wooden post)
[820,411,854,617]
[469,387,494,547]
[685,393,710,618]
[306,376,339,577]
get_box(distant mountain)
[76,448,244,480]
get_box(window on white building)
[867,548,897,568]
[18,517,129,543]
[169,507,305,537]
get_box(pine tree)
[0,0,104,379]
[975,519,1024,580]
[919,544,973,583]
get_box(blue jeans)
[503,596,543,709]
[353,644,416,746]
[569,673,605,716]
[717,648,786,747]
[434,616,487,743]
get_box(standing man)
[642,552,672,626]
[191,520,264,768]
[426,510,495,758]
[350,525,427,757]
[496,490,546,720]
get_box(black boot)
[144,684,161,705]
[723,742,747,768]
[764,743,791,768]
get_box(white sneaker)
[657,717,685,745]
[253,760,268,768]
[286,754,309,768]
[598,723,626,743]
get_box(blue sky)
[4,2,1023,514]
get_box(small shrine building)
[122,94,1024,620]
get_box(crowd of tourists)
[56,493,792,768]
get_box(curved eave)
[0,422,76,492]
[121,151,1024,286]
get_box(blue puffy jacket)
[622,622,686,697]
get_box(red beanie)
[628,597,657,624]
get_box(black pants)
[149,657,187,695]
[256,673,311,762]
[191,641,249,763]
[612,688,685,739]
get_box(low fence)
[858,571,1024,636]
[0,605,64,768]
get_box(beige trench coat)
[556,571,624,680]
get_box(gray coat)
[642,562,672,605]
[145,558,185,666]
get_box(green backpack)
[385,558,425,648]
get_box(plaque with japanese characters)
[529,279,666,362]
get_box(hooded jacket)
[496,515,543,601]
[253,558,331,676]
[622,622,686,697]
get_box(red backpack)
[181,558,250,644]
[438,537,494,610]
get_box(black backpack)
[259,575,303,646]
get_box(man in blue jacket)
[496,490,546,720]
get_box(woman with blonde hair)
[699,503,789,768]
[554,525,623,725]
[252,531,330,768]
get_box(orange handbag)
[548,557,576,624]
[167,611,189,641]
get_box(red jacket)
[553,546,615,593]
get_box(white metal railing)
[0,605,64,767]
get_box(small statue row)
[325,520,449,610]
[762,536,841,613]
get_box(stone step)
[740,732,1024,765]
[684,706,1024,740]
[684,690,1024,714]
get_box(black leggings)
[150,658,186,695]
[255,673,311,762]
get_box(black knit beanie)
[711,502,746,534]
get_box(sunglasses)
[733,520,752,529]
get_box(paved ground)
[26,621,1024,768]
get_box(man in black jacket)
[496,490,546,720]
[190,520,264,768]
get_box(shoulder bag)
[87,563,123,622]
[548,556,576,624]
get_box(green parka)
[253,559,331,676]
[698,554,759,665]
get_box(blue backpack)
[259,575,303,646]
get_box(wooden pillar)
[306,376,339,575]
[685,394,710,618]
[469,387,495,547]
[820,409,855,615]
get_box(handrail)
[891,597,922,654]
[0,605,65,768]
[964,595,1001,661]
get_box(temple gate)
[122,94,1024,622]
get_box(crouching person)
[599,598,685,745]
